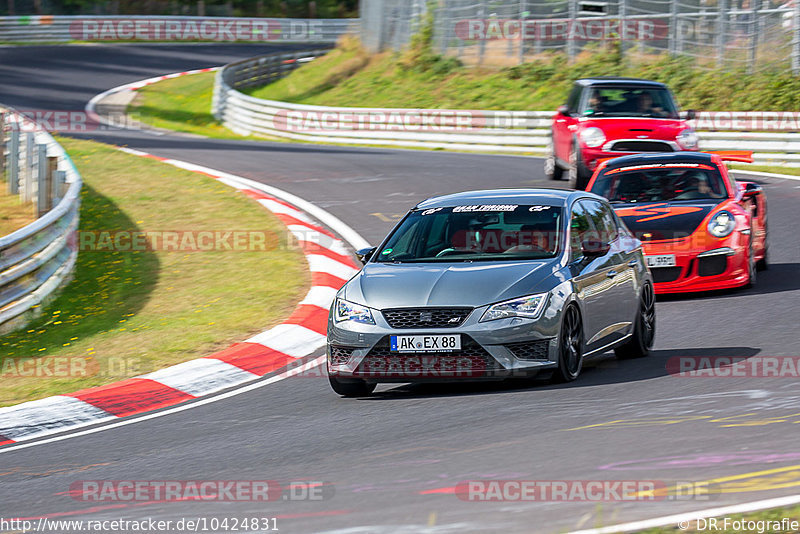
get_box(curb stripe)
[311,272,348,289]
[0,78,367,449]
[209,343,296,376]
[70,379,196,418]
[141,358,260,398]
[300,241,359,268]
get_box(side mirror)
[581,238,610,259]
[557,105,569,117]
[742,182,762,198]
[356,246,377,264]
[686,109,697,121]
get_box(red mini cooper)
[546,77,698,190]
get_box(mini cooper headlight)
[579,127,606,148]
[677,128,699,150]
[480,293,548,322]
[334,298,375,325]
[707,210,736,238]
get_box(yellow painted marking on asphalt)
[710,412,800,427]
[633,464,800,498]
[428,512,437,526]
[561,415,712,431]
[370,212,403,222]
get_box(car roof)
[415,188,606,209]
[600,152,717,169]
[575,77,668,89]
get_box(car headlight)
[677,128,699,150]
[480,293,548,322]
[707,210,736,238]
[579,127,606,148]
[334,298,375,325]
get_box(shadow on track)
[656,263,800,301]
[359,345,761,400]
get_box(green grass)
[730,164,800,177]
[246,37,800,112]
[0,188,35,236]
[0,137,308,407]
[129,72,254,139]
[638,504,800,533]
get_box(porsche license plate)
[390,335,461,353]
[646,254,676,268]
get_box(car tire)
[746,233,757,288]
[551,304,584,383]
[615,282,656,360]
[568,143,590,191]
[545,139,564,181]
[329,376,376,397]
[757,221,768,271]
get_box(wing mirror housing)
[557,105,569,117]
[581,238,610,259]
[356,247,377,264]
[686,109,697,120]
[742,182,762,198]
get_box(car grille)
[698,255,728,277]
[505,339,551,360]
[329,345,357,365]
[353,336,499,378]
[651,266,683,283]
[381,307,473,329]
[610,140,674,153]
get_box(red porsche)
[586,152,768,294]
[546,77,698,190]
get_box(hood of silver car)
[343,260,559,309]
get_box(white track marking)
[568,494,800,533]
[141,358,260,398]
[0,357,326,455]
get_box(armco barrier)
[0,107,81,334]
[213,51,800,167]
[0,15,356,43]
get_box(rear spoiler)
[702,150,754,163]
[594,150,754,169]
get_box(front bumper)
[643,231,750,294]
[327,303,562,382]
[581,145,686,172]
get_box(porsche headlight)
[480,293,548,322]
[677,128,699,150]
[579,127,606,148]
[334,298,375,324]
[707,210,736,238]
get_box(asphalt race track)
[1,44,800,533]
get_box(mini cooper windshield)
[592,165,728,203]
[375,204,562,263]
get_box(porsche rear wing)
[595,151,754,167]
[702,150,754,163]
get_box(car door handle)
[607,270,618,278]
[628,259,638,267]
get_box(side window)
[569,202,593,262]
[566,84,582,115]
[583,200,618,243]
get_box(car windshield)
[582,87,679,118]
[591,164,728,203]
[375,204,563,263]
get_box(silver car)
[327,189,655,397]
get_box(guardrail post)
[23,133,35,204]
[8,129,19,195]
[36,145,51,218]
[53,169,66,205]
